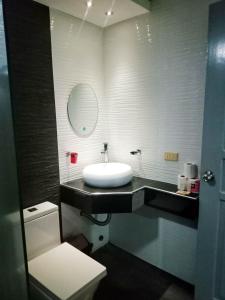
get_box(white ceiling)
[34,0,149,28]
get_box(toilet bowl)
[23,202,106,300]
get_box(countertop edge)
[61,177,199,201]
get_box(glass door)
[196,1,225,299]
[0,0,28,299]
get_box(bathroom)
[0,0,225,299]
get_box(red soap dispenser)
[70,152,78,164]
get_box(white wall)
[104,0,212,183]
[104,0,214,284]
[104,0,213,284]
[50,0,214,282]
[61,204,109,252]
[110,209,198,284]
[50,9,106,183]
[50,9,109,249]
[51,1,212,186]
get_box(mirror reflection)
[67,83,98,137]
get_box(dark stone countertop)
[61,176,198,201]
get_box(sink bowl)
[82,163,133,188]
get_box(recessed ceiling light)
[105,11,114,16]
[86,1,92,8]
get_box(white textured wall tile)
[50,0,215,277]
[50,9,109,250]
[50,9,105,183]
[104,0,214,183]
[105,0,214,284]
[51,0,213,184]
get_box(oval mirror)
[67,83,98,137]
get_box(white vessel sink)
[82,163,133,188]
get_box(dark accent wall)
[3,0,60,208]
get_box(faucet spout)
[101,143,109,163]
[103,143,108,152]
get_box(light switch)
[164,152,179,161]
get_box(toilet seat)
[28,242,106,300]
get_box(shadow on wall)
[136,205,198,229]
[109,204,197,284]
[110,205,197,255]
[61,203,109,251]
[110,211,160,256]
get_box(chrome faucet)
[130,149,141,155]
[101,143,109,163]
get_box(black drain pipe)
[80,212,112,226]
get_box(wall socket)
[164,152,179,161]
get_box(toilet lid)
[28,242,107,300]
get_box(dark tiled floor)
[92,243,194,300]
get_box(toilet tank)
[23,202,61,260]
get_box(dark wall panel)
[3,0,60,208]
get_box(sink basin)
[82,163,133,188]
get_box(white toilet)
[23,201,106,300]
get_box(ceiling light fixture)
[105,10,114,16]
[86,1,92,8]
